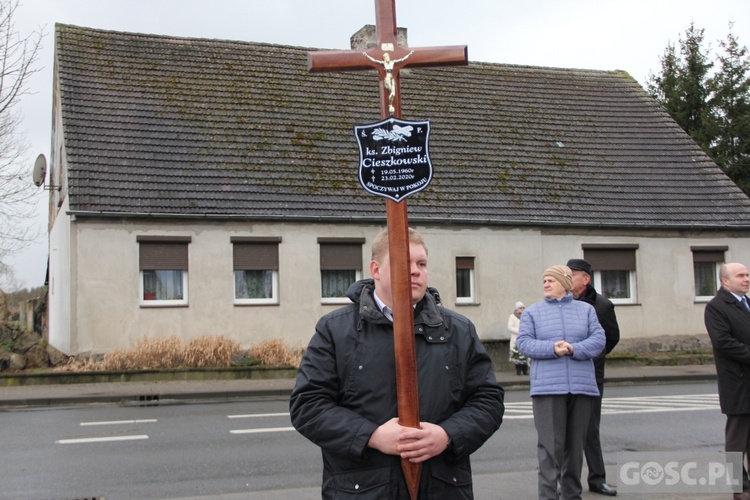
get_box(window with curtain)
[456,256,475,303]
[583,244,639,304]
[137,236,191,306]
[319,238,365,303]
[232,237,281,305]
[692,246,726,301]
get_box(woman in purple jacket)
[516,265,605,500]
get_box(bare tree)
[0,0,44,289]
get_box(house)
[46,23,750,355]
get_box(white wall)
[47,198,72,353]
[55,218,750,354]
[536,231,750,340]
[71,220,376,352]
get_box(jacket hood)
[346,279,442,305]
[346,278,373,303]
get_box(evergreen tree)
[648,23,750,197]
[677,24,713,150]
[647,42,681,117]
[708,26,750,194]
[647,24,713,148]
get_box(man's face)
[570,270,590,296]
[370,243,428,307]
[722,263,750,296]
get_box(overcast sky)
[6,0,750,289]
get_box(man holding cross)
[290,227,504,499]
[294,2,497,497]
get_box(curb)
[0,366,297,387]
[0,387,297,409]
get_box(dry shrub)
[97,347,137,371]
[137,335,182,369]
[99,335,183,371]
[52,336,301,372]
[249,339,303,368]
[183,335,240,368]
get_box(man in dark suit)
[567,258,620,496]
[705,262,750,500]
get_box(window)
[319,238,365,303]
[583,244,638,305]
[692,246,726,301]
[137,236,191,306]
[232,237,281,305]
[456,256,475,304]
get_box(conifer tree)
[647,42,681,117]
[648,23,750,197]
[708,26,750,193]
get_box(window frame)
[319,237,365,305]
[583,244,639,305]
[233,269,279,305]
[592,270,636,305]
[455,256,476,304]
[320,270,363,304]
[692,246,727,302]
[232,237,282,306]
[139,269,189,307]
[137,236,191,307]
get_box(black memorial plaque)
[354,117,432,202]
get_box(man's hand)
[368,417,405,455]
[397,422,450,463]
[368,419,451,463]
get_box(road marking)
[80,419,158,426]
[230,426,296,435]
[502,394,719,420]
[57,435,149,444]
[600,394,719,415]
[228,413,288,419]
[226,395,720,431]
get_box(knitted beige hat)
[544,265,573,292]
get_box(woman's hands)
[554,340,574,356]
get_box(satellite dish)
[32,154,46,187]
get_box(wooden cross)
[308,1,467,498]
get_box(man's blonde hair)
[371,227,427,262]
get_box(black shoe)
[589,483,617,496]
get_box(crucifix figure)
[363,50,414,114]
[289,1,502,499]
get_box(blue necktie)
[742,297,750,311]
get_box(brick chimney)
[350,24,408,50]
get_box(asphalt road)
[0,380,730,499]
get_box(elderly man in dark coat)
[705,262,750,500]
[567,258,620,496]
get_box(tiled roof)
[55,24,750,228]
